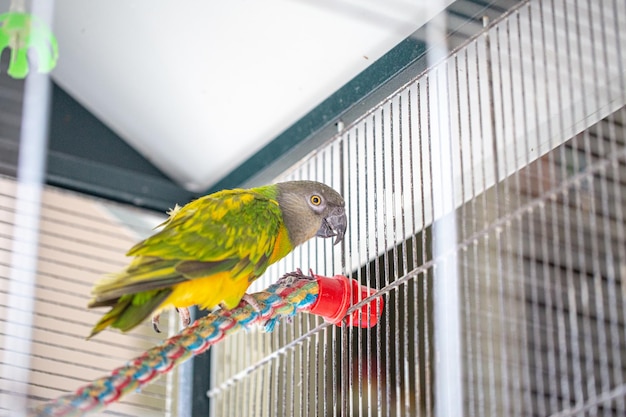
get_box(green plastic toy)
[0,11,58,78]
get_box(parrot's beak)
[317,206,347,245]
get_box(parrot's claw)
[152,314,162,333]
[151,308,191,333]
[176,307,191,327]
[277,268,317,287]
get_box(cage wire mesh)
[209,0,626,416]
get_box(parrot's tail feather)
[89,274,185,307]
[87,297,117,309]
[87,289,172,339]
[89,258,185,305]
[88,296,131,338]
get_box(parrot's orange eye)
[310,195,322,206]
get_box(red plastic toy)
[307,274,384,328]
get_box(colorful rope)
[31,276,319,417]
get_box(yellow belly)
[160,271,252,311]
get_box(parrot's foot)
[217,295,262,314]
[151,307,191,333]
[262,269,317,332]
[277,268,317,287]
[241,293,262,313]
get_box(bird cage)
[1,0,626,416]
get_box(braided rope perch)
[31,275,319,417]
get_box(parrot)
[87,180,346,338]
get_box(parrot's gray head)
[276,180,347,247]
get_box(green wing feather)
[88,186,288,336]
[128,188,282,261]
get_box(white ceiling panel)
[49,0,452,191]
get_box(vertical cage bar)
[427,9,463,417]
[0,2,54,415]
